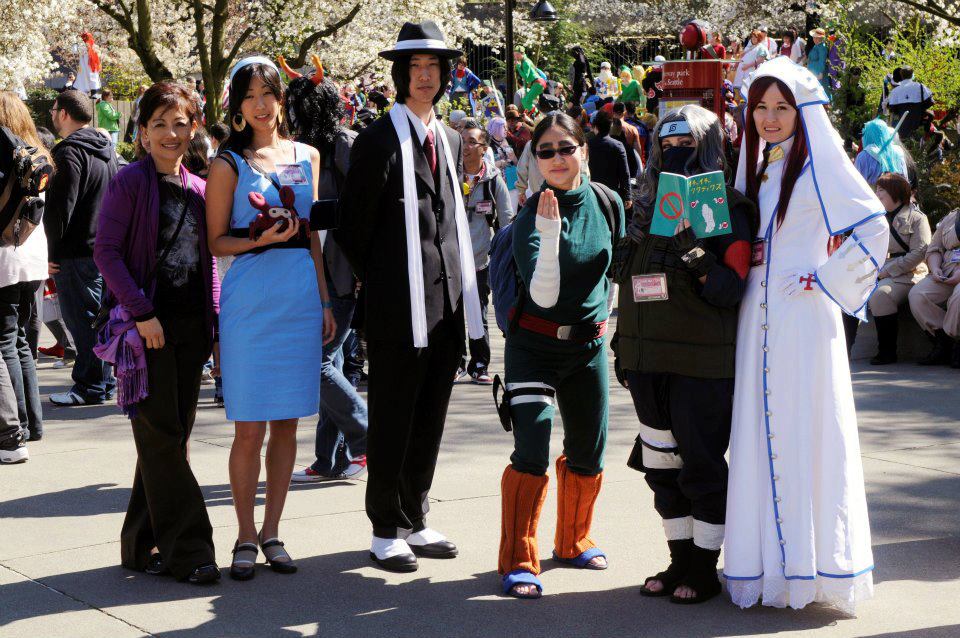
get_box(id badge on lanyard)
[275,163,309,186]
[632,274,669,302]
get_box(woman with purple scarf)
[94,82,220,585]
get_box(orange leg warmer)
[553,455,604,559]
[498,465,549,576]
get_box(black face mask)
[661,145,697,175]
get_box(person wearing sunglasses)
[497,113,624,599]
[611,105,757,604]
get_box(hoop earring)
[232,113,247,132]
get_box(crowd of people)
[1,16,958,615]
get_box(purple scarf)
[93,305,148,415]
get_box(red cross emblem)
[799,273,816,291]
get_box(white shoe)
[369,536,417,572]
[291,467,335,483]
[49,390,88,406]
[200,369,215,385]
[341,455,367,479]
[53,359,73,369]
[0,444,29,464]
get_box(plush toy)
[247,186,300,240]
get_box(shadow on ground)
[2,535,958,638]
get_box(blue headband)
[230,56,279,83]
[659,119,691,139]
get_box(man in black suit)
[335,21,485,572]
[587,110,632,209]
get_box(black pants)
[0,281,42,439]
[365,316,463,538]
[120,315,215,579]
[464,268,491,374]
[623,370,732,525]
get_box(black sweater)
[45,127,118,261]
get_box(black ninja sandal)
[639,538,693,597]
[669,545,722,605]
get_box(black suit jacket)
[587,134,631,206]
[335,112,465,346]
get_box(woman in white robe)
[723,57,889,615]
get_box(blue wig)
[861,118,906,177]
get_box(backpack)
[0,127,53,248]
[488,181,621,334]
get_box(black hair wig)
[284,76,345,157]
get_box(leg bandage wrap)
[553,455,603,560]
[499,465,549,576]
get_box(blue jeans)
[53,257,115,403]
[463,267,491,374]
[0,281,42,438]
[311,296,368,475]
[342,330,364,387]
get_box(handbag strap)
[147,189,191,288]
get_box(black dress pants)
[120,315,215,579]
[623,370,733,525]
[365,316,463,538]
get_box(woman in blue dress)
[206,56,336,580]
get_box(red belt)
[512,311,607,342]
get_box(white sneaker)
[200,369,215,385]
[0,443,29,464]
[49,390,88,406]
[291,467,335,483]
[341,455,367,479]
[53,359,73,369]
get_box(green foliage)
[26,86,58,102]
[838,14,960,116]
[114,141,137,162]
[528,3,604,82]
[835,9,960,225]
[906,137,960,226]
[101,62,151,100]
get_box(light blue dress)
[220,142,323,421]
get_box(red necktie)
[424,129,438,176]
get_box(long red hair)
[744,76,808,228]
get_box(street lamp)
[505,0,558,106]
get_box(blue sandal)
[552,547,608,570]
[502,570,543,599]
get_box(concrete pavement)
[1,322,959,638]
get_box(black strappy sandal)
[259,533,297,574]
[669,546,722,605]
[230,541,258,581]
[639,538,693,597]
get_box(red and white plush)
[247,186,299,240]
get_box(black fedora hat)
[379,20,462,61]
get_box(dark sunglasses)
[534,145,579,160]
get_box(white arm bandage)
[529,215,562,308]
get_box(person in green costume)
[514,48,547,113]
[95,89,122,145]
[618,65,641,104]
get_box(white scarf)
[389,104,485,348]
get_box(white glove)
[777,270,819,297]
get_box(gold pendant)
[767,144,785,164]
